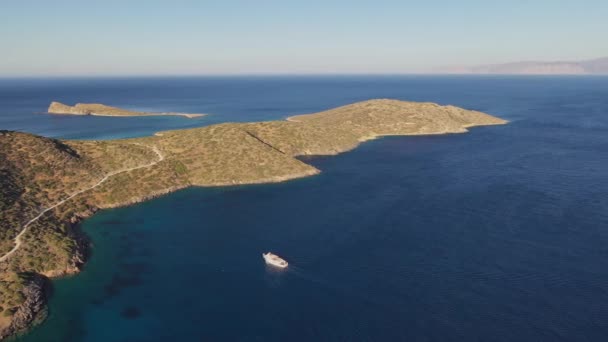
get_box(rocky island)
[0,99,506,339]
[48,101,206,118]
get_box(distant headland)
[438,56,608,75]
[47,101,206,118]
[0,99,506,339]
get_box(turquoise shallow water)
[3,76,608,341]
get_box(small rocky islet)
[0,99,506,339]
[47,101,206,118]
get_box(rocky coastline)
[0,275,47,340]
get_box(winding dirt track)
[0,144,163,263]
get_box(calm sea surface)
[2,76,608,341]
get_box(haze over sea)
[2,76,608,341]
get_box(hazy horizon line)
[3,72,608,79]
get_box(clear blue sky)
[2,0,607,76]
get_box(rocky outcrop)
[0,275,47,340]
[48,101,85,115]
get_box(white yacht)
[263,252,288,268]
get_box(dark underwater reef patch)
[121,306,142,319]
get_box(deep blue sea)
[3,76,608,341]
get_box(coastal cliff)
[47,101,205,118]
[0,274,46,340]
[0,99,507,339]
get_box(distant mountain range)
[439,57,608,75]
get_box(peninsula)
[47,101,206,118]
[0,99,506,339]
